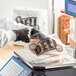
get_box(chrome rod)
[52,0,55,33]
[74,18,76,58]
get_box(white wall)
[0,0,25,19]
[0,0,65,34]
[24,0,49,9]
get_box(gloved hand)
[13,28,30,43]
[30,28,40,39]
[31,28,39,36]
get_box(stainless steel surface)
[74,18,76,58]
[14,50,76,69]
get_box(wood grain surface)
[0,42,24,69]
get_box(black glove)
[13,28,30,43]
[30,28,40,39]
[31,28,39,36]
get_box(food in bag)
[29,33,63,56]
[58,14,71,45]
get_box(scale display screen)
[65,0,76,17]
[0,57,31,76]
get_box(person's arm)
[0,29,16,48]
[0,27,39,48]
[0,27,32,48]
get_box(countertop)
[0,42,24,69]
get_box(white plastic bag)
[13,8,49,34]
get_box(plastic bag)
[58,11,71,45]
[29,32,63,56]
[13,8,49,34]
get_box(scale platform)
[13,48,76,76]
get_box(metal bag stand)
[74,18,76,58]
[52,0,55,33]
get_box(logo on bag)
[15,16,39,30]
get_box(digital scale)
[0,56,32,76]
[1,0,76,76]
[1,49,76,76]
